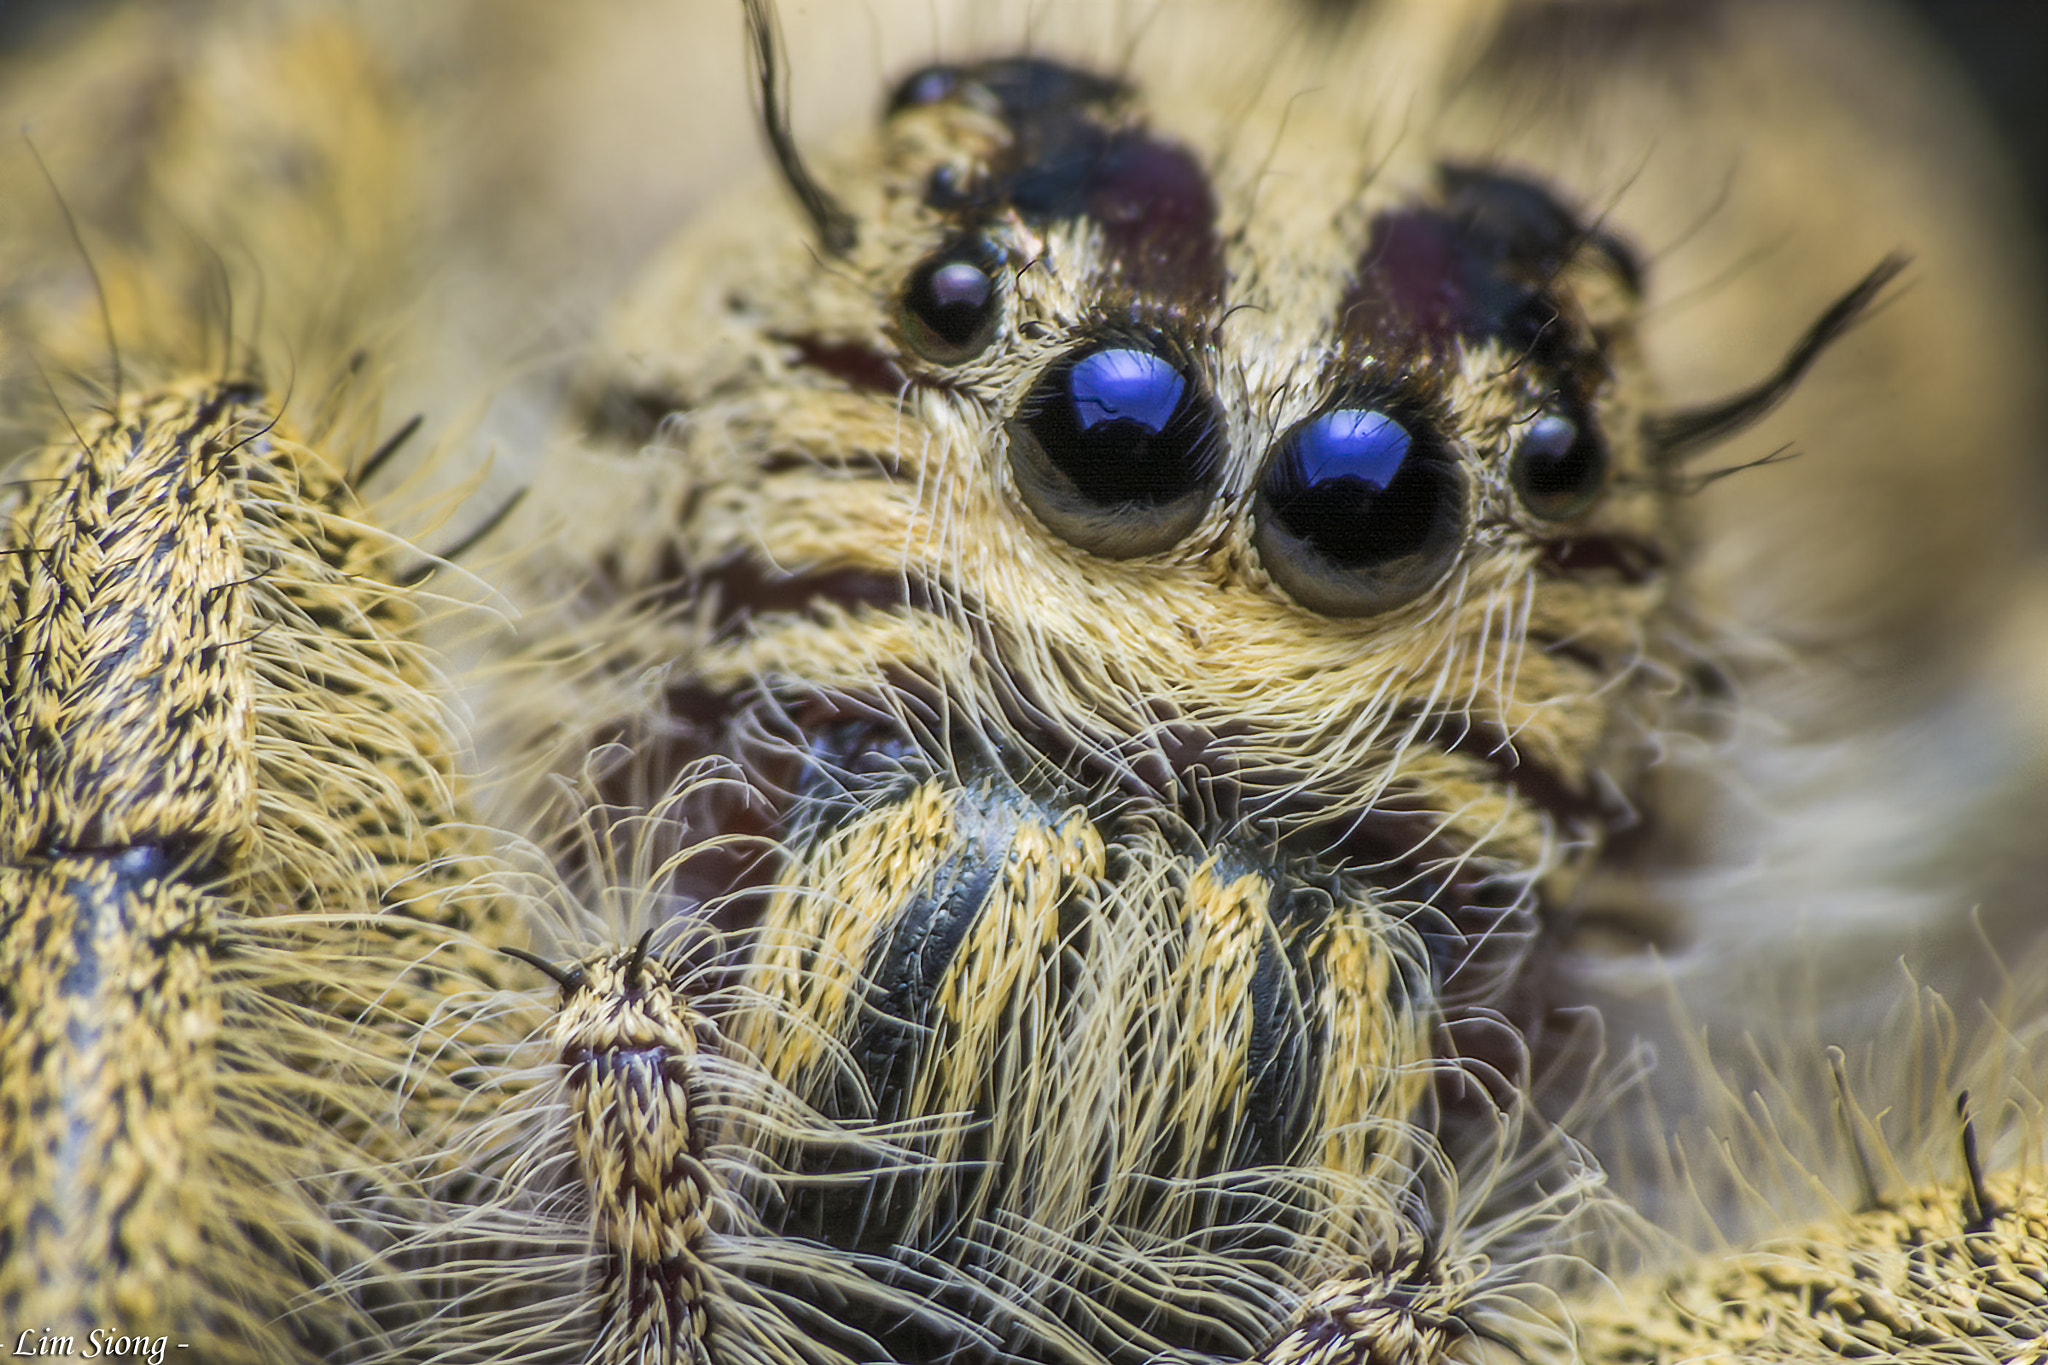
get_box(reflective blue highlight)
[1289,409,1412,490]
[1068,348,1187,433]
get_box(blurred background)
[1900,0,2047,245]
[1,0,2042,248]
[1,0,2039,271]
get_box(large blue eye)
[1253,406,1465,616]
[1008,342,1222,557]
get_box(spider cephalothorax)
[505,20,1907,1365]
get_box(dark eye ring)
[899,240,1003,365]
[1252,405,1466,617]
[1509,408,1608,520]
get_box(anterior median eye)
[1008,342,1222,558]
[1509,408,1607,520]
[900,242,1002,364]
[1253,406,1465,616]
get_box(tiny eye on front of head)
[1007,340,1224,559]
[1509,405,1609,521]
[1253,405,1466,617]
[900,240,1003,365]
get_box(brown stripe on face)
[888,58,1226,310]
[1336,165,1632,393]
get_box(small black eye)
[900,244,1001,365]
[1008,342,1222,558]
[1509,410,1607,520]
[1253,407,1465,616]
[889,64,964,113]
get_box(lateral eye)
[1510,409,1607,520]
[900,242,1002,365]
[1253,407,1465,616]
[1008,342,1223,558]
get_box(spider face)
[592,48,1679,916]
